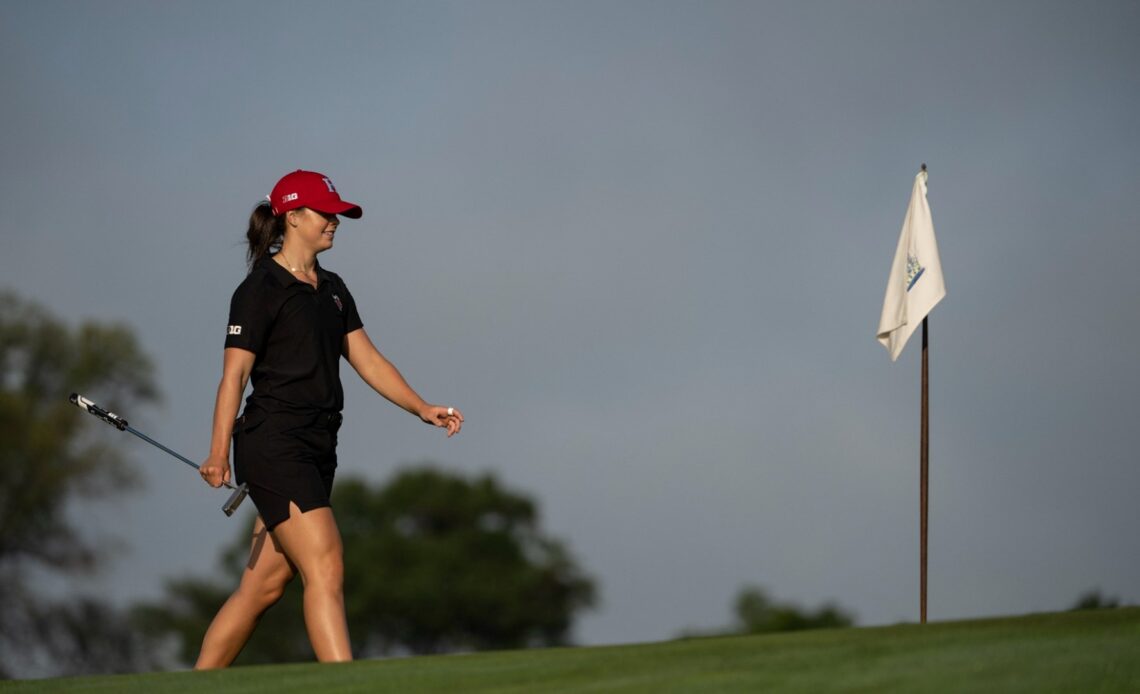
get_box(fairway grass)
[4,608,1137,693]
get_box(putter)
[69,393,249,516]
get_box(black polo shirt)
[225,256,363,417]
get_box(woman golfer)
[196,170,463,667]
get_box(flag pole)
[919,162,930,625]
[921,315,929,624]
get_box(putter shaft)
[69,392,248,516]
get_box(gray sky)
[2,1,1138,647]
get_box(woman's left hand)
[420,404,464,437]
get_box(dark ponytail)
[246,201,285,270]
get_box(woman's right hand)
[201,348,254,489]
[199,454,231,488]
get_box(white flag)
[877,169,946,361]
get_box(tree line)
[4,290,1119,679]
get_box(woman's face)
[287,208,340,252]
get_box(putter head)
[222,483,250,517]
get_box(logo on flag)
[906,254,925,291]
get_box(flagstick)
[920,316,929,624]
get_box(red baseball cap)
[269,170,363,219]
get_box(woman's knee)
[240,567,295,608]
[304,549,344,592]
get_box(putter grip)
[69,393,129,430]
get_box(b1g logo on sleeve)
[227,325,242,335]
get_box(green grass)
[5,608,1138,693]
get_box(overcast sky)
[2,1,1138,648]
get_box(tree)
[1069,590,1120,611]
[0,290,160,677]
[678,584,854,639]
[732,585,853,634]
[137,467,597,665]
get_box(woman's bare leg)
[195,516,296,669]
[269,503,352,662]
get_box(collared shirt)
[225,255,363,417]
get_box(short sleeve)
[337,275,364,334]
[225,276,272,354]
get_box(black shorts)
[232,408,343,532]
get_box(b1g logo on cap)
[281,193,299,204]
